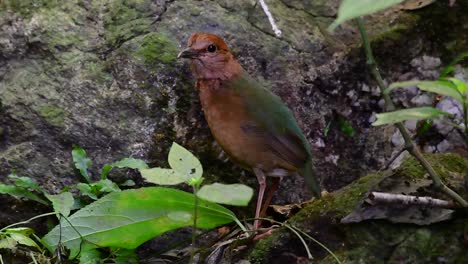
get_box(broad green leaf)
[42,187,236,258]
[9,233,40,249]
[372,107,451,126]
[0,184,49,205]
[45,192,74,217]
[197,183,254,206]
[386,80,463,102]
[446,77,467,95]
[72,146,92,183]
[101,158,149,179]
[8,174,43,193]
[329,0,404,31]
[168,142,202,180]
[140,168,186,185]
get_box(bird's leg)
[253,168,266,230]
[259,177,281,218]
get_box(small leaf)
[9,233,40,249]
[42,187,236,257]
[79,242,102,264]
[113,248,138,264]
[440,52,468,78]
[386,80,463,102]
[140,168,186,185]
[120,179,136,187]
[45,192,74,217]
[8,173,43,193]
[5,227,34,236]
[0,184,49,205]
[338,116,356,137]
[197,183,254,206]
[329,0,404,31]
[168,142,202,180]
[72,146,92,183]
[372,107,451,126]
[77,183,98,200]
[101,158,149,179]
[94,179,121,193]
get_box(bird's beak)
[177,48,198,59]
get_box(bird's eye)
[207,44,217,53]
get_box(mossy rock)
[250,153,468,264]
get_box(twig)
[368,192,456,209]
[258,0,282,37]
[355,17,468,207]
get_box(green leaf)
[445,77,467,95]
[386,80,463,103]
[329,0,404,31]
[372,107,452,126]
[338,116,356,137]
[119,179,136,187]
[168,142,202,180]
[9,233,40,249]
[72,146,92,183]
[77,183,98,200]
[101,158,149,179]
[42,187,236,258]
[94,179,121,193]
[45,192,75,217]
[5,227,34,236]
[8,173,43,193]
[440,52,468,78]
[197,183,254,206]
[79,242,102,264]
[0,183,49,205]
[140,168,186,185]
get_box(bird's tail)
[299,159,321,198]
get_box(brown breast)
[197,79,297,173]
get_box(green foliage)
[329,0,404,31]
[45,192,74,217]
[77,179,121,200]
[197,183,253,206]
[100,157,148,179]
[0,227,41,250]
[373,107,452,126]
[72,145,92,183]
[41,187,238,258]
[385,80,464,102]
[0,173,49,205]
[140,142,253,207]
[338,116,356,137]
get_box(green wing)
[228,74,321,197]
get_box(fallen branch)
[259,0,282,37]
[367,191,456,209]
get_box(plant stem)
[0,212,57,232]
[356,17,468,207]
[190,184,200,264]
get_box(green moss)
[38,105,67,127]
[250,153,468,263]
[133,32,178,65]
[104,0,153,46]
[0,0,58,18]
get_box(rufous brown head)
[178,33,242,80]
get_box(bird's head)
[178,33,242,80]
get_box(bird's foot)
[253,225,280,240]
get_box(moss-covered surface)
[133,32,178,65]
[38,105,67,127]
[249,153,468,264]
